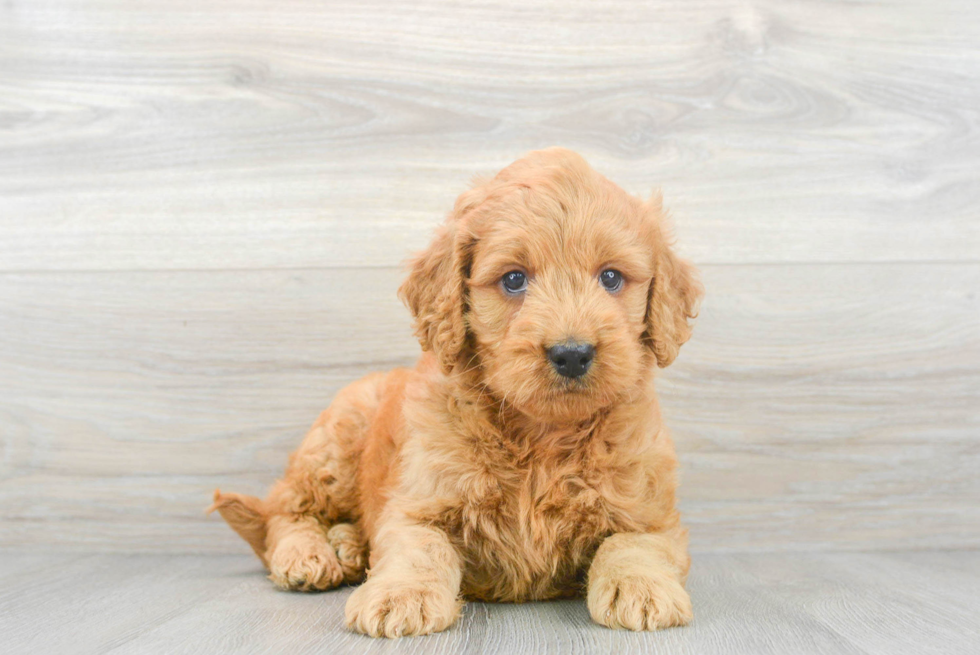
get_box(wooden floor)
[2,549,978,655]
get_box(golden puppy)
[210,148,702,637]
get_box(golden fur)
[210,148,703,637]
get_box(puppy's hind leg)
[212,373,384,591]
[265,515,362,591]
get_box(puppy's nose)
[547,341,595,379]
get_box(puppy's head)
[400,148,702,423]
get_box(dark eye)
[501,270,528,294]
[599,269,623,292]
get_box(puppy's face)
[465,184,656,422]
[401,149,701,424]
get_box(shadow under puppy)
[210,147,703,637]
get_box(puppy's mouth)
[552,377,591,394]
[545,378,605,407]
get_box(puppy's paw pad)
[588,574,692,631]
[268,535,343,592]
[345,577,460,638]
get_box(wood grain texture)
[1,550,977,655]
[1,264,977,552]
[1,0,979,270]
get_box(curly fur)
[210,148,703,637]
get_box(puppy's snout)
[547,342,595,379]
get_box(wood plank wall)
[1,0,978,553]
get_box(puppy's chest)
[447,459,640,601]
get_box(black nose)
[547,342,595,379]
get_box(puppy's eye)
[599,269,624,292]
[501,270,528,294]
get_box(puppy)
[210,148,702,637]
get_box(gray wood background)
[1,0,978,556]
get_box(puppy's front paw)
[268,531,343,591]
[345,576,461,638]
[588,571,692,631]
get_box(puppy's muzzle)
[547,341,595,379]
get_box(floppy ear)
[398,186,484,374]
[644,209,703,368]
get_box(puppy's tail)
[208,489,269,567]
